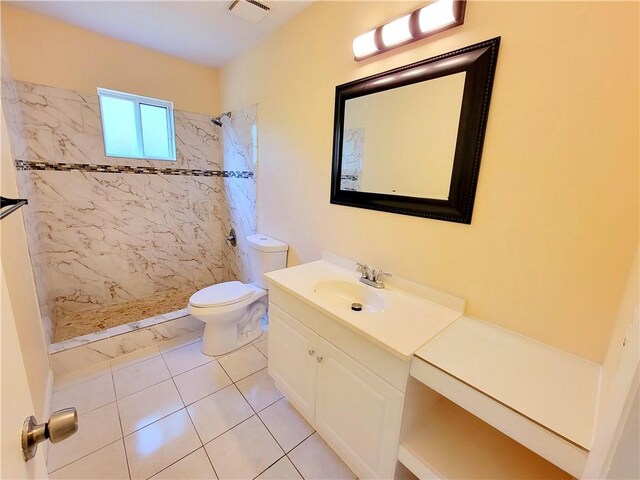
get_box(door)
[315,338,405,479]
[268,305,318,421]
[1,263,49,479]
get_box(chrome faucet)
[357,263,392,289]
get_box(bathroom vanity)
[265,255,464,478]
[265,255,638,480]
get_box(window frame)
[97,87,177,161]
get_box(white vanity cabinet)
[268,302,406,479]
[268,305,318,419]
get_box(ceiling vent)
[229,0,273,24]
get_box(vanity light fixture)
[352,0,466,61]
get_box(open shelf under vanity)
[398,316,607,479]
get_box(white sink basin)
[314,280,386,313]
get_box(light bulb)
[419,0,456,34]
[381,13,412,48]
[352,30,378,59]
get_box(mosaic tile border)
[15,159,254,179]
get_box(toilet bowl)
[188,234,288,356]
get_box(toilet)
[188,233,288,356]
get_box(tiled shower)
[2,73,258,346]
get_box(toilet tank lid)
[189,281,253,307]
[247,234,288,253]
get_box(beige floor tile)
[53,361,112,392]
[110,345,160,371]
[162,341,213,376]
[51,373,115,415]
[49,441,128,479]
[118,379,184,435]
[288,433,356,480]
[204,416,284,480]
[112,355,170,398]
[217,345,267,382]
[256,457,302,480]
[258,398,314,452]
[157,332,201,354]
[173,361,232,406]
[187,385,253,444]
[124,409,201,480]
[150,447,217,479]
[254,339,268,358]
[235,368,283,412]
[47,403,122,473]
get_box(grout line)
[199,411,258,448]
[144,435,202,480]
[157,350,212,474]
[285,431,322,480]
[213,339,260,361]
[201,443,221,480]
[287,431,316,454]
[180,382,234,409]
[229,364,270,385]
[113,368,172,402]
[46,438,125,476]
[52,361,113,392]
[286,453,307,480]
[251,454,287,479]
[118,381,184,437]
[110,373,132,480]
[254,392,284,414]
[231,368,289,469]
[109,346,162,373]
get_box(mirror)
[331,37,500,224]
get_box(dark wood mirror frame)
[330,37,500,224]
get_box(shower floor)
[53,290,194,343]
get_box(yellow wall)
[1,4,219,115]
[221,1,639,363]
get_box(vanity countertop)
[265,257,463,360]
[414,316,601,451]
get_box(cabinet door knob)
[317,356,324,363]
[308,349,315,356]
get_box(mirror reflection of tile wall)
[340,127,364,192]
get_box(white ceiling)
[9,1,312,67]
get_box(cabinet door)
[268,305,318,421]
[315,338,405,479]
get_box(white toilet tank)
[246,234,288,289]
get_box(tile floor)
[48,330,357,480]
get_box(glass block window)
[98,88,176,161]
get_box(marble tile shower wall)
[7,81,235,342]
[1,70,55,340]
[340,128,364,192]
[221,105,258,283]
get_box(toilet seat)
[189,281,253,308]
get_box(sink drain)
[351,303,363,312]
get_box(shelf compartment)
[399,377,573,479]
[414,316,600,451]
[409,357,588,477]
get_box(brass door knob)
[22,408,78,461]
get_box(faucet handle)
[356,263,368,274]
[373,269,392,283]
[356,263,374,280]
